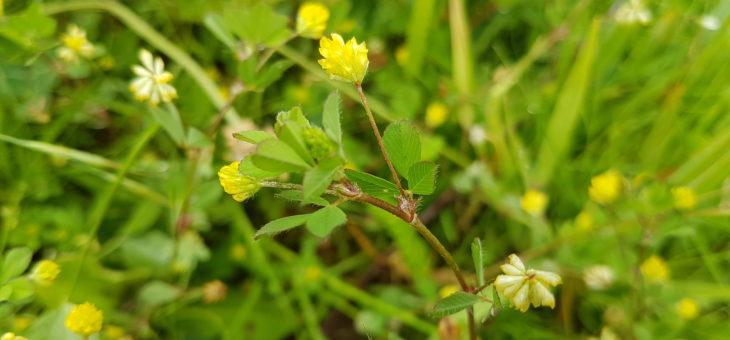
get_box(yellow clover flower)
[218,161,261,202]
[129,49,178,106]
[31,259,61,285]
[58,24,95,63]
[640,255,670,282]
[296,2,329,39]
[671,186,697,210]
[1,333,28,340]
[495,254,562,312]
[589,170,622,204]
[425,102,448,128]
[318,33,369,84]
[520,190,549,217]
[677,298,699,319]
[65,302,103,336]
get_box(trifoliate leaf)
[344,169,399,199]
[251,139,310,173]
[306,206,346,237]
[303,157,342,203]
[407,161,438,195]
[323,91,342,146]
[383,121,421,177]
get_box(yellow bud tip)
[65,302,103,336]
[218,161,261,202]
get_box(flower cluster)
[495,254,562,312]
[58,25,95,63]
[671,186,697,210]
[520,189,549,217]
[640,255,670,282]
[589,170,622,204]
[129,49,178,106]
[296,2,329,39]
[318,33,369,84]
[218,161,262,202]
[65,302,103,336]
[30,259,61,286]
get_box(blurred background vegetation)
[0,0,729,339]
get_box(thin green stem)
[67,122,159,299]
[355,84,407,199]
[42,0,242,126]
[411,219,469,291]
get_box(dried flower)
[296,2,329,39]
[589,170,622,204]
[129,49,177,106]
[495,254,562,312]
[30,259,61,285]
[218,161,261,202]
[583,265,615,290]
[65,302,103,336]
[202,280,228,304]
[58,25,95,63]
[318,33,369,84]
[672,186,697,210]
[640,255,670,282]
[520,190,549,217]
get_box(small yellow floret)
[677,298,699,319]
[217,161,261,202]
[520,190,549,217]
[65,302,103,336]
[31,259,61,285]
[425,102,449,128]
[671,186,697,210]
[318,33,369,84]
[297,2,330,39]
[438,285,460,299]
[395,45,409,65]
[589,170,622,204]
[104,325,127,339]
[575,211,594,231]
[640,255,670,282]
[1,332,28,340]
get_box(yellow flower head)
[218,161,261,202]
[129,49,178,106]
[677,298,699,319]
[318,33,369,84]
[520,190,549,217]
[58,24,95,63]
[31,259,61,286]
[671,186,697,210]
[640,255,670,282]
[495,254,562,312]
[438,285,459,299]
[425,102,449,128]
[1,333,28,340]
[296,2,329,39]
[589,170,622,204]
[65,302,103,336]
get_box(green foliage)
[383,121,421,178]
[432,292,482,317]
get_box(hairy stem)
[355,83,407,199]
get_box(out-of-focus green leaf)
[149,106,185,145]
[233,130,275,144]
[407,161,437,195]
[383,121,421,177]
[306,206,346,237]
[0,3,56,48]
[471,238,485,287]
[223,5,291,46]
[239,156,283,178]
[0,247,33,284]
[254,214,312,239]
[251,139,310,173]
[431,292,481,317]
[278,122,315,166]
[323,91,342,146]
[139,280,181,306]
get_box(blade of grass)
[404,0,437,76]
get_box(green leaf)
[239,156,282,178]
[278,122,315,165]
[471,238,485,287]
[303,157,342,203]
[222,5,291,46]
[0,3,56,48]
[254,214,312,239]
[407,161,438,195]
[0,247,33,284]
[306,206,347,237]
[186,127,212,148]
[344,169,400,198]
[276,190,329,206]
[233,130,274,144]
[383,121,421,177]
[203,14,236,49]
[149,105,185,145]
[323,91,342,145]
[251,139,310,173]
[432,292,481,317]
[256,60,294,90]
[139,281,181,306]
